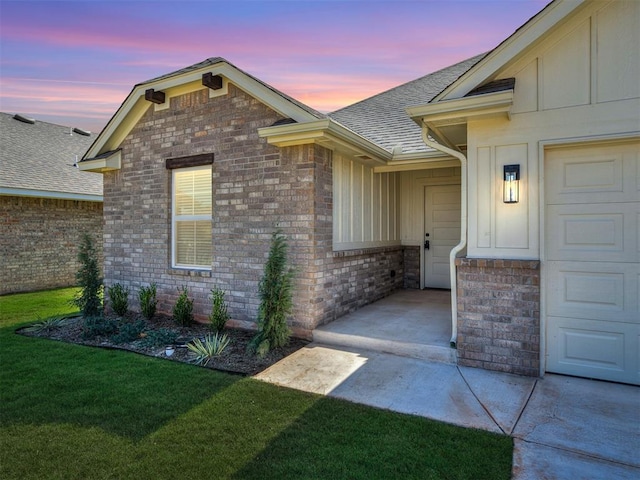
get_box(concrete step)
[312,329,457,364]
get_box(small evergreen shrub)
[72,233,103,317]
[187,333,230,366]
[111,319,146,344]
[209,287,229,332]
[140,328,178,348]
[108,283,129,316]
[173,286,194,326]
[82,315,117,339]
[250,229,294,357]
[138,283,157,320]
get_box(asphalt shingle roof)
[0,112,102,198]
[329,54,486,154]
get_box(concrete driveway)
[255,344,640,479]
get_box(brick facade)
[455,257,540,376]
[102,85,401,336]
[402,246,420,289]
[0,196,103,294]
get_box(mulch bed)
[17,313,308,376]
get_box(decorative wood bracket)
[145,88,166,104]
[202,73,223,90]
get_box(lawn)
[0,288,513,479]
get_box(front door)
[423,184,461,289]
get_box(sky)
[0,0,550,134]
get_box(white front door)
[423,184,461,289]
[545,141,639,385]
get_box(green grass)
[0,288,513,479]
[0,287,79,327]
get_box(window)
[172,166,212,269]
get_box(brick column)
[455,258,540,376]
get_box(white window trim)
[171,165,212,270]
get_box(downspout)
[420,123,467,347]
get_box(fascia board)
[78,150,122,173]
[407,91,513,126]
[391,150,450,162]
[0,187,103,202]
[373,159,460,173]
[259,119,392,163]
[407,90,514,125]
[433,0,586,102]
[84,61,320,159]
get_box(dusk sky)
[1,0,549,134]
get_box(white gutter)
[0,187,103,202]
[420,124,467,346]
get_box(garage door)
[545,141,639,385]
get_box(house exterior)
[0,112,103,294]
[80,0,638,385]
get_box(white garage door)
[545,141,639,385]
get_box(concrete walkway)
[255,343,640,479]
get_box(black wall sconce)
[503,164,520,203]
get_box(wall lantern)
[503,164,520,204]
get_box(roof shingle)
[0,112,102,198]
[329,54,486,154]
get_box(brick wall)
[403,246,420,289]
[0,196,103,294]
[455,257,540,376]
[103,85,401,335]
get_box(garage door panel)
[546,203,637,262]
[546,144,638,204]
[547,316,638,383]
[545,141,639,385]
[547,261,638,323]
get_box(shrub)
[250,229,294,357]
[209,287,229,332]
[173,286,194,326]
[139,328,178,348]
[72,233,102,317]
[138,283,157,320]
[187,333,230,366]
[23,316,69,334]
[111,319,146,344]
[82,315,117,339]
[108,283,129,316]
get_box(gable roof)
[328,54,485,154]
[82,57,325,162]
[431,0,585,102]
[143,57,326,120]
[0,112,102,201]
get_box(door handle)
[424,233,430,250]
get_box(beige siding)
[466,0,640,259]
[399,167,461,245]
[596,1,640,103]
[508,1,640,114]
[333,154,399,250]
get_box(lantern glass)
[503,165,520,203]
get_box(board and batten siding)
[399,167,462,246]
[333,154,400,250]
[466,0,640,260]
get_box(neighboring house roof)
[329,54,485,154]
[0,112,103,201]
